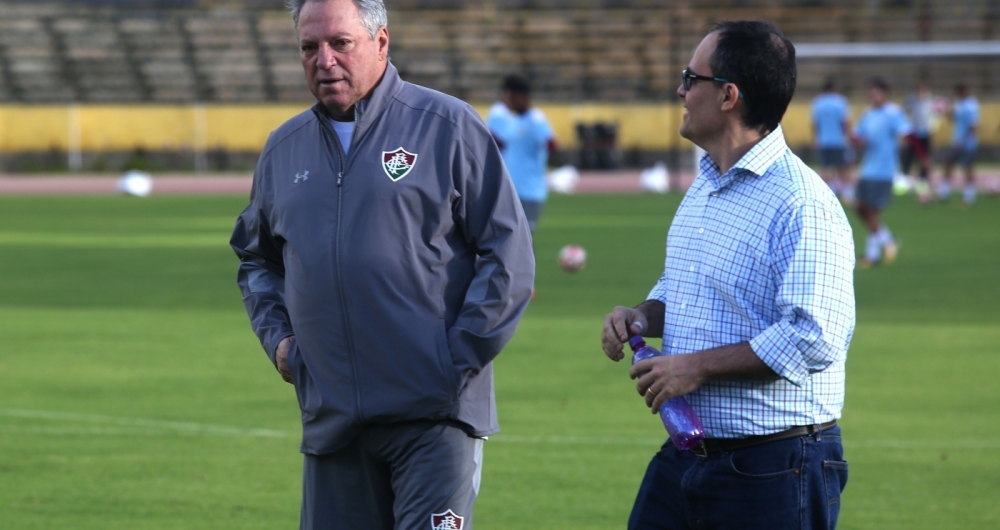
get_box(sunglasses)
[681,69,744,99]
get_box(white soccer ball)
[640,161,670,194]
[546,165,580,194]
[118,170,153,197]
[558,244,587,272]
[893,174,913,196]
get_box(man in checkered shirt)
[601,21,856,529]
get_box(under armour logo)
[294,170,309,184]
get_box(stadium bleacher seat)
[0,0,996,104]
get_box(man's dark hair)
[502,74,531,95]
[867,77,889,92]
[822,77,837,92]
[709,20,796,133]
[954,83,968,96]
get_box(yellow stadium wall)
[1,102,997,155]
[0,104,308,153]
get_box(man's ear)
[720,84,741,112]
[377,27,390,61]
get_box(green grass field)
[1,192,998,529]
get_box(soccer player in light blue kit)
[811,78,853,203]
[852,77,913,268]
[487,74,558,234]
[488,74,557,298]
[939,83,980,205]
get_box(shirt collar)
[699,125,788,190]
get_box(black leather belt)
[689,420,837,458]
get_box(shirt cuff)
[749,320,810,387]
[646,281,668,304]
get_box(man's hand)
[601,306,648,362]
[629,342,778,412]
[275,336,295,384]
[630,354,705,412]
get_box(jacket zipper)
[321,111,364,423]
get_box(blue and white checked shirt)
[648,126,856,438]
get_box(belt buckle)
[690,442,708,458]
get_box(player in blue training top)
[487,74,558,235]
[811,78,854,203]
[939,83,980,205]
[488,74,557,299]
[852,77,920,269]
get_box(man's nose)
[677,84,687,99]
[316,44,337,69]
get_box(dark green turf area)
[0,193,998,528]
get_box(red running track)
[2,169,998,196]
[0,170,696,196]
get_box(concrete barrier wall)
[1,102,997,154]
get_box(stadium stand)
[186,12,265,101]
[56,17,141,102]
[0,0,997,104]
[0,0,997,172]
[0,4,74,102]
[118,15,195,102]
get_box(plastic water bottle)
[629,335,706,450]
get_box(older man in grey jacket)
[230,1,535,528]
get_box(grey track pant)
[300,420,484,530]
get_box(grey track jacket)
[231,63,535,455]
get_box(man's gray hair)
[287,0,387,38]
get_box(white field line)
[3,409,999,450]
[0,408,292,438]
[2,426,215,437]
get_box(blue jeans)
[628,426,847,530]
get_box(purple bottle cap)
[628,336,645,350]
